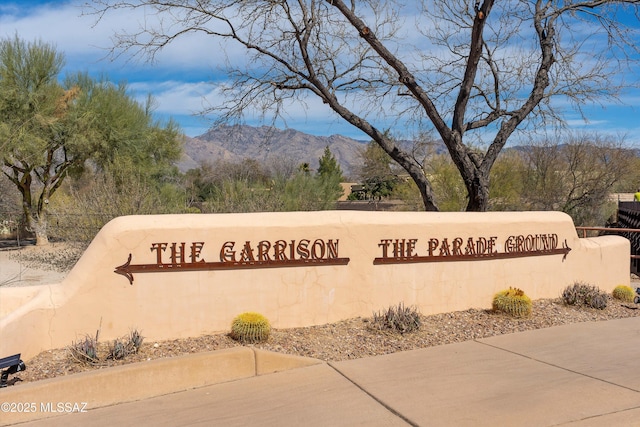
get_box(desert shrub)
[492,287,532,318]
[202,172,342,213]
[107,338,128,360]
[70,328,144,363]
[230,312,271,343]
[562,282,608,309]
[612,285,636,303]
[107,329,144,360]
[371,303,421,334]
[129,329,144,350]
[69,334,99,364]
[49,170,188,243]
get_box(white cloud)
[128,80,215,115]
[0,1,226,74]
[1,0,639,144]
[565,119,609,127]
[1,2,101,55]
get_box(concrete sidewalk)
[12,317,640,427]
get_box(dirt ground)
[2,240,639,386]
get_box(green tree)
[183,158,272,212]
[317,146,344,182]
[90,0,640,212]
[298,162,311,174]
[316,146,344,202]
[200,172,342,213]
[1,36,75,245]
[0,36,181,245]
[191,156,344,213]
[282,171,342,211]
[358,141,398,200]
[425,154,467,211]
[65,73,181,185]
[0,173,19,213]
[183,163,218,210]
[488,151,526,211]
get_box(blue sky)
[1,0,639,145]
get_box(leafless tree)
[86,0,640,211]
[521,133,636,225]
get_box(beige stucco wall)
[0,211,630,360]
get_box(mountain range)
[178,124,369,177]
[177,125,640,181]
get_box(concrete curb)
[0,347,322,425]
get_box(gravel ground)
[3,241,639,386]
[3,240,83,274]
[15,290,640,385]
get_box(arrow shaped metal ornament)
[114,253,350,285]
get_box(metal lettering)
[378,239,392,258]
[465,237,476,255]
[150,243,168,264]
[428,238,439,256]
[297,239,310,259]
[240,241,255,261]
[274,240,288,261]
[452,237,463,256]
[311,239,325,259]
[439,238,451,256]
[258,241,271,261]
[220,241,236,262]
[117,238,350,285]
[170,242,186,264]
[326,239,340,259]
[190,242,205,263]
[374,233,569,265]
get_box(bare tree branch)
[85,0,640,211]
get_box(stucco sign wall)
[0,210,630,359]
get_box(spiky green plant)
[612,285,635,303]
[562,282,608,309]
[69,335,99,364]
[107,329,144,360]
[107,338,128,360]
[492,287,532,318]
[230,312,271,343]
[371,303,421,334]
[588,292,608,310]
[128,329,144,352]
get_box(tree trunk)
[465,174,490,212]
[384,144,439,211]
[443,132,491,212]
[33,220,50,246]
[25,211,49,246]
[411,170,439,212]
